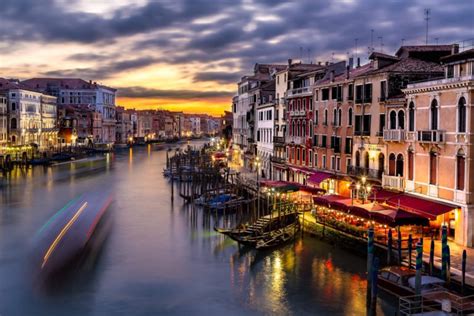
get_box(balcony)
[354,130,370,137]
[382,174,405,191]
[333,145,341,154]
[383,129,406,142]
[287,87,311,97]
[288,136,303,145]
[416,130,446,143]
[348,166,383,180]
[273,136,285,144]
[271,156,286,164]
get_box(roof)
[359,57,444,76]
[316,62,373,85]
[395,45,453,59]
[0,77,44,93]
[22,78,117,92]
[369,51,400,61]
[441,48,474,64]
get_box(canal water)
[0,144,397,315]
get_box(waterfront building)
[233,64,285,168]
[116,106,133,144]
[401,46,474,246]
[137,110,154,140]
[22,78,117,143]
[255,80,276,179]
[0,78,53,149]
[312,59,371,194]
[40,94,58,149]
[0,95,7,148]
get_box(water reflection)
[0,144,397,315]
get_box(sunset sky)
[1,0,473,116]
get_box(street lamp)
[355,176,372,204]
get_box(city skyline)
[1,0,473,115]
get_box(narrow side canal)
[0,144,397,315]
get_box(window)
[331,87,337,100]
[338,109,342,127]
[457,152,465,190]
[313,134,319,146]
[315,110,319,125]
[11,102,16,111]
[322,88,329,101]
[458,97,466,133]
[355,151,361,167]
[321,135,327,148]
[331,156,335,170]
[364,83,372,102]
[355,115,362,134]
[302,149,306,164]
[408,150,414,181]
[398,111,405,129]
[408,102,415,132]
[314,153,318,168]
[322,155,326,168]
[315,90,319,101]
[337,86,343,101]
[363,115,371,135]
[348,84,354,100]
[396,154,404,176]
[389,153,396,176]
[336,157,341,171]
[355,85,363,102]
[430,99,439,130]
[309,150,313,165]
[379,114,385,134]
[277,76,280,84]
[309,98,313,110]
[429,152,437,185]
[447,65,454,78]
[348,108,353,126]
[346,158,352,173]
[345,138,352,154]
[333,109,337,125]
[10,118,17,129]
[380,81,387,100]
[324,109,328,125]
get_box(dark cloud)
[117,86,234,99]
[193,71,240,84]
[42,57,159,79]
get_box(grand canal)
[0,143,397,315]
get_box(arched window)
[458,97,466,133]
[11,102,16,111]
[408,102,415,132]
[378,153,385,174]
[324,109,328,125]
[302,121,306,137]
[430,99,439,130]
[429,151,437,185]
[333,109,337,125]
[355,151,361,167]
[11,118,17,129]
[408,149,414,181]
[348,108,353,125]
[389,111,397,129]
[457,150,465,191]
[388,153,396,176]
[364,151,370,169]
[396,154,404,176]
[338,109,342,127]
[398,111,405,129]
[309,120,313,137]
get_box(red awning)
[307,171,333,185]
[369,188,403,202]
[288,165,314,175]
[313,194,347,208]
[385,194,458,220]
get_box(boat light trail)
[41,202,88,269]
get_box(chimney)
[318,61,322,65]
[288,58,292,66]
[348,57,354,69]
[325,61,329,66]
[330,70,335,82]
[357,57,361,68]
[452,44,460,55]
[89,80,92,84]
[346,65,350,79]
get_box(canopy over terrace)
[313,194,429,227]
[369,188,459,221]
[260,180,326,195]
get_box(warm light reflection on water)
[0,144,397,315]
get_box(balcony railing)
[270,156,286,164]
[287,87,311,97]
[348,166,383,179]
[288,136,303,145]
[382,174,405,191]
[354,130,370,136]
[416,130,446,143]
[383,129,406,142]
[273,136,285,144]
